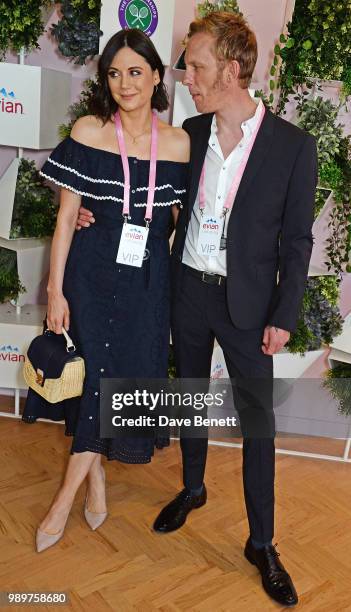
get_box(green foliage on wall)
[10,159,57,239]
[297,97,343,165]
[51,0,102,64]
[58,79,97,139]
[288,276,343,354]
[324,364,351,416]
[0,0,51,57]
[296,96,351,275]
[271,0,351,113]
[0,248,25,304]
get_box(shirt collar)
[211,98,264,137]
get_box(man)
[77,12,317,607]
[153,12,316,607]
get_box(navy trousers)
[171,264,275,543]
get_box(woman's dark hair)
[89,29,169,122]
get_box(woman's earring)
[154,84,159,93]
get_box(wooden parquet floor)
[0,414,351,612]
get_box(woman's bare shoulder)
[159,122,190,163]
[70,115,106,146]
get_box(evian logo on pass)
[125,226,144,240]
[0,88,24,115]
[202,217,219,231]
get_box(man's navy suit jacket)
[171,106,318,333]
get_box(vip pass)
[117,224,149,267]
[197,215,225,257]
[118,0,159,36]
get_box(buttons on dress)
[100,368,105,373]
[89,416,93,420]
[105,343,110,347]
[94,391,99,396]
[133,159,138,164]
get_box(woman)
[22,29,190,552]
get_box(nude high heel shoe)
[36,525,65,553]
[84,468,107,530]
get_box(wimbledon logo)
[118,0,158,37]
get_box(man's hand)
[262,325,290,356]
[76,206,95,230]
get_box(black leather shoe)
[244,538,298,607]
[153,486,207,533]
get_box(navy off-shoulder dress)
[22,136,188,463]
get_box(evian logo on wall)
[211,363,225,380]
[0,345,25,362]
[0,87,24,114]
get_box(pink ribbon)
[199,104,266,214]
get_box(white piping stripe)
[134,200,182,207]
[47,158,124,185]
[40,171,182,207]
[135,185,186,194]
[46,158,186,193]
[40,172,125,201]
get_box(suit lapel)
[187,114,213,219]
[228,108,275,229]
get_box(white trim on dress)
[40,171,182,207]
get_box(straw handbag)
[24,327,85,403]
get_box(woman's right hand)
[47,292,70,334]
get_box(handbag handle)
[61,328,76,353]
[43,317,76,353]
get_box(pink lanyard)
[114,110,158,225]
[199,104,266,216]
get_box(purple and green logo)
[118,0,158,37]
